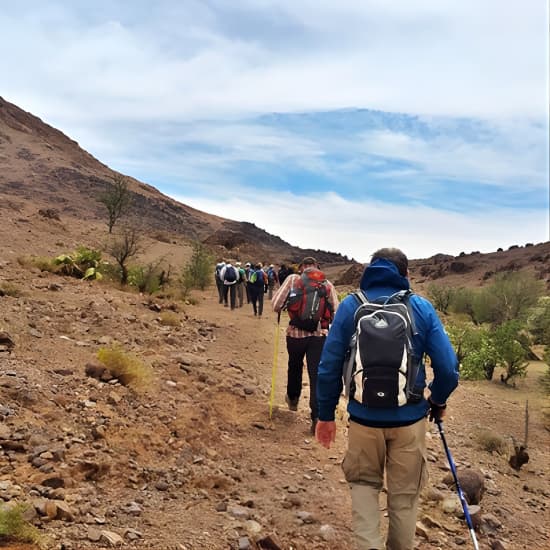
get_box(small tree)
[449,287,474,317]
[108,227,140,285]
[528,296,550,345]
[475,272,544,325]
[427,283,455,314]
[99,174,132,233]
[447,321,496,380]
[492,320,530,385]
[180,242,213,295]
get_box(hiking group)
[269,249,458,550]
[214,259,293,315]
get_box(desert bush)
[180,241,213,295]
[0,502,41,543]
[493,320,530,385]
[427,283,455,314]
[54,246,103,280]
[0,283,22,298]
[128,260,169,295]
[159,311,180,327]
[128,265,160,294]
[449,287,476,319]
[97,345,153,389]
[473,272,544,325]
[446,322,496,380]
[475,429,508,455]
[528,296,550,345]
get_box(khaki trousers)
[342,419,428,550]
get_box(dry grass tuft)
[97,346,153,389]
[475,428,508,455]
[159,311,180,327]
[0,502,42,544]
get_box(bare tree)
[99,174,132,233]
[108,227,140,285]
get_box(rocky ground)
[0,206,548,550]
[0,255,549,550]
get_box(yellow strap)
[269,321,281,419]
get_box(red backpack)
[286,269,333,332]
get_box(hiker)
[214,259,225,304]
[315,247,459,550]
[219,261,239,310]
[272,256,339,434]
[278,263,291,285]
[244,262,253,303]
[235,262,247,308]
[249,263,267,317]
[266,264,279,300]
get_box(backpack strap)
[386,289,418,336]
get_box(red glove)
[316,420,336,449]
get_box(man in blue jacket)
[316,248,459,550]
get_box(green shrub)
[0,502,41,543]
[128,263,165,294]
[528,296,550,345]
[450,287,476,319]
[97,346,153,389]
[473,272,544,325]
[446,322,496,380]
[180,242,213,294]
[427,283,455,314]
[492,320,530,384]
[54,246,104,280]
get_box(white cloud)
[1,0,547,126]
[358,121,548,189]
[172,190,549,262]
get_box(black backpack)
[224,266,237,283]
[343,290,422,408]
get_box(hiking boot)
[285,395,298,411]
[310,418,318,435]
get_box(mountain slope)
[0,96,348,265]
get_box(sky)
[1,1,549,262]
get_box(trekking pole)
[436,420,480,550]
[269,312,281,419]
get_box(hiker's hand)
[316,420,336,449]
[428,397,447,422]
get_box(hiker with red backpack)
[272,257,339,434]
[315,248,459,550]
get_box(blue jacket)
[317,258,459,427]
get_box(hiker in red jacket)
[272,257,339,434]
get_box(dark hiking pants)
[286,335,325,420]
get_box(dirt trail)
[0,269,549,550]
[180,287,356,548]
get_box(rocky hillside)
[334,242,550,291]
[0,97,349,267]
